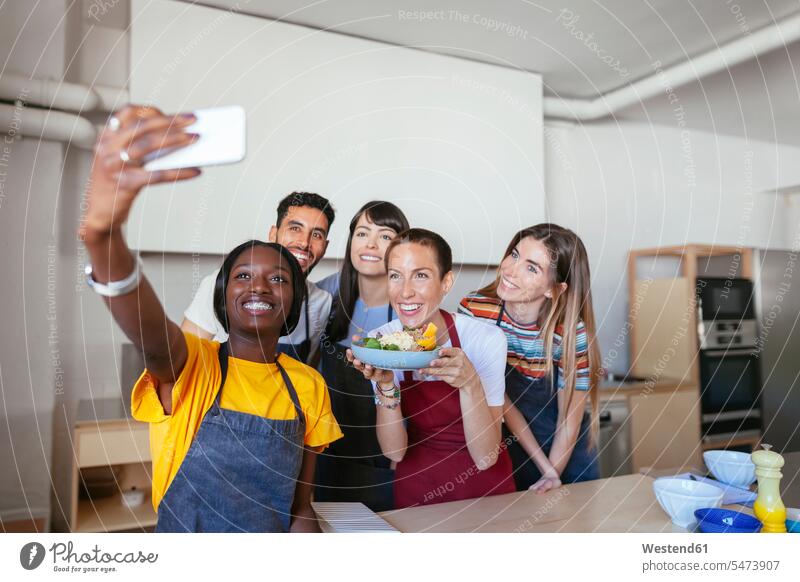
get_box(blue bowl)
[350,344,440,371]
[786,508,800,533]
[694,508,762,533]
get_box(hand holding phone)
[83,105,202,238]
[143,105,246,171]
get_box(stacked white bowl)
[653,478,725,528]
[703,450,757,488]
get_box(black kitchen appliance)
[696,277,755,321]
[695,278,762,444]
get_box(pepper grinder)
[751,444,787,533]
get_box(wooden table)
[379,453,800,532]
[379,474,688,533]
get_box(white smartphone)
[143,105,246,171]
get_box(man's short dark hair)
[276,192,335,234]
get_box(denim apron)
[277,301,311,363]
[496,305,599,489]
[155,343,306,532]
[315,305,394,511]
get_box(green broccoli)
[364,338,381,350]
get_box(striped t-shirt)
[458,292,591,391]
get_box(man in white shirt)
[181,192,335,363]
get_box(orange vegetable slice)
[416,337,436,351]
[416,323,438,351]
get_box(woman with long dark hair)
[314,201,409,511]
[459,224,602,492]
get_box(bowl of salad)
[351,323,440,370]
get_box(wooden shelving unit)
[74,489,156,533]
[627,244,753,382]
[70,414,156,532]
[627,244,760,456]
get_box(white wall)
[0,0,71,529]
[126,0,545,265]
[0,136,64,527]
[544,119,800,375]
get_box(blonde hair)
[479,223,602,447]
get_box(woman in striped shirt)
[459,224,602,492]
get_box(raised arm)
[80,105,201,385]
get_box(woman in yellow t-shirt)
[80,105,343,532]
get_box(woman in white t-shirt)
[347,228,515,508]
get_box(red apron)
[393,310,516,508]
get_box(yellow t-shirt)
[131,331,343,512]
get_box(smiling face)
[350,212,399,277]
[496,236,555,305]
[387,242,454,329]
[269,205,330,273]
[224,246,294,336]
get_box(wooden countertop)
[379,455,800,532]
[379,474,688,533]
[598,378,697,401]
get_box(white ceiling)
[617,35,800,147]
[184,0,800,145]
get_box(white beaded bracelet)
[85,256,143,297]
